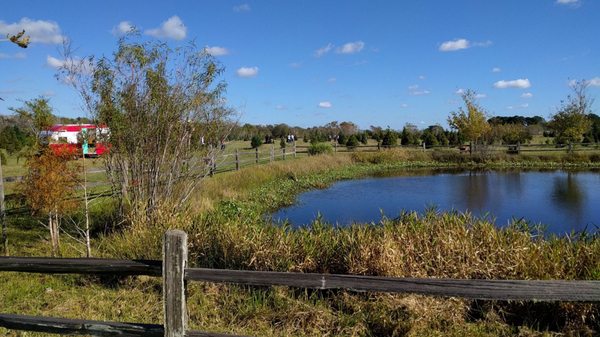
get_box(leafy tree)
[492,124,532,144]
[448,90,490,146]
[346,134,359,148]
[337,132,347,145]
[279,137,286,149]
[548,81,593,144]
[19,150,78,256]
[381,128,398,147]
[250,135,263,149]
[61,35,234,222]
[401,123,421,145]
[271,123,290,139]
[10,97,56,147]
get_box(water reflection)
[552,173,585,231]
[272,169,600,235]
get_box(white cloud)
[494,78,531,89]
[289,62,302,68]
[400,103,409,108]
[475,93,487,99]
[408,84,430,96]
[318,101,332,108]
[236,66,258,78]
[112,21,133,36]
[439,38,469,52]
[327,77,336,83]
[473,40,493,47]
[314,43,333,57]
[46,55,64,68]
[418,75,426,80]
[588,77,600,86]
[556,0,580,6]
[521,92,533,98]
[336,41,365,54]
[507,103,529,110]
[455,88,466,95]
[0,52,26,59]
[275,104,286,110]
[46,55,93,74]
[439,38,492,52]
[233,4,251,12]
[145,16,187,40]
[204,46,229,56]
[0,18,65,44]
[492,67,501,73]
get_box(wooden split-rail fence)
[0,230,599,336]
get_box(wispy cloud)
[439,38,469,52]
[494,78,531,89]
[145,16,187,40]
[233,4,251,12]
[314,43,333,57]
[400,103,409,108]
[318,101,332,108]
[236,66,259,78]
[112,21,134,36]
[336,41,365,54]
[439,38,492,52]
[588,77,600,86]
[408,84,431,96]
[289,62,302,68]
[0,18,65,44]
[521,92,533,98]
[204,46,229,56]
[507,103,529,110]
[492,67,501,73]
[556,0,581,7]
[0,52,26,59]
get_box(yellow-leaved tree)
[447,90,491,153]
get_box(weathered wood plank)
[164,230,188,337]
[0,313,163,336]
[185,268,600,302]
[185,330,252,337]
[0,257,162,276]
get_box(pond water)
[271,169,600,235]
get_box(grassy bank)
[2,150,600,336]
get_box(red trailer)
[40,124,109,157]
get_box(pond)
[271,169,600,235]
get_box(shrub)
[346,135,359,148]
[250,135,263,149]
[308,142,333,156]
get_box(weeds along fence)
[0,230,599,337]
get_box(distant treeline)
[228,114,600,147]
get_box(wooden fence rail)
[1,230,599,336]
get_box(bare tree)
[60,35,234,224]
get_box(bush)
[250,135,263,149]
[346,135,359,148]
[308,142,333,156]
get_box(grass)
[2,149,600,336]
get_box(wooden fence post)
[283,148,286,160]
[422,142,426,152]
[255,147,259,164]
[163,230,188,337]
[293,141,297,158]
[235,149,240,171]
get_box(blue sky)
[1,0,599,129]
